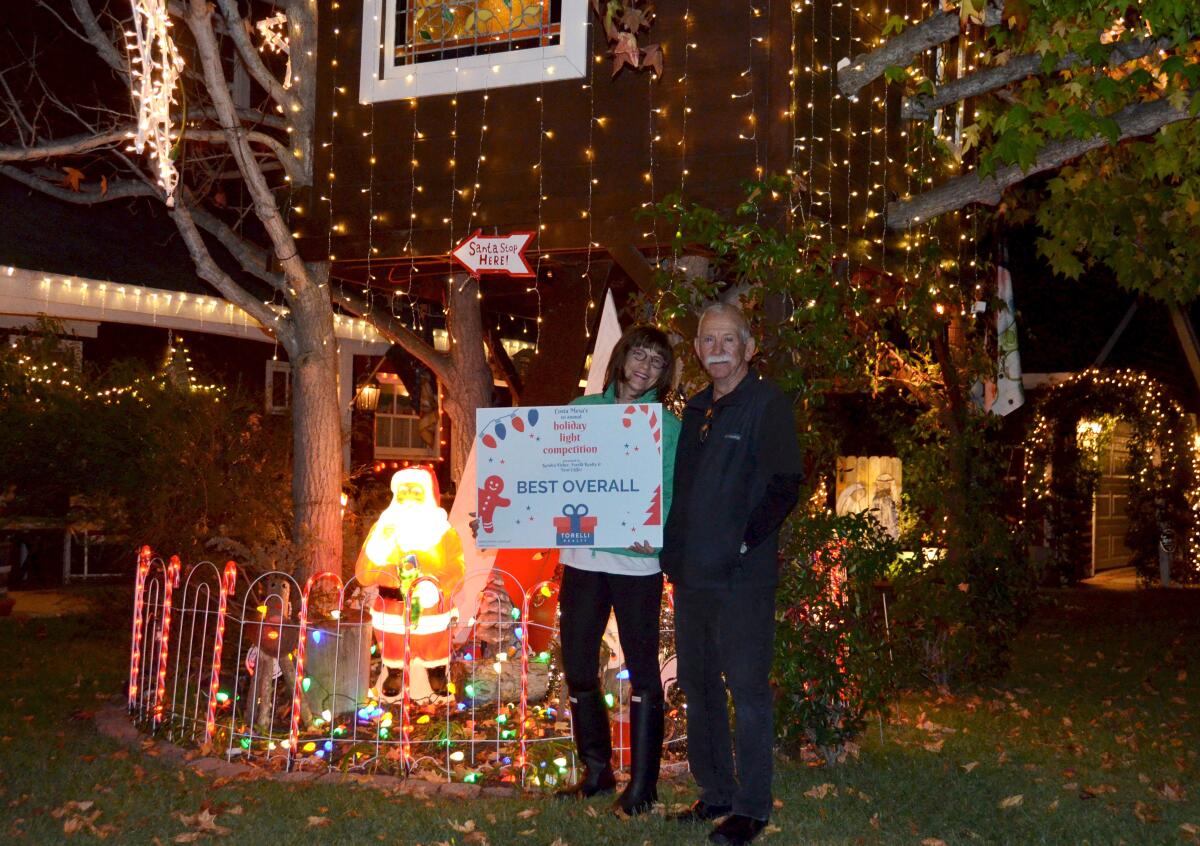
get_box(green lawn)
[1,583,1198,845]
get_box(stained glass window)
[394,0,562,65]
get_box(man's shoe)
[667,800,733,823]
[707,814,767,846]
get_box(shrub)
[0,324,292,569]
[773,510,898,764]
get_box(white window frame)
[373,380,441,460]
[265,360,291,415]
[359,0,589,102]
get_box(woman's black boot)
[555,689,616,798]
[613,690,664,815]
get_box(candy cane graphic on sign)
[622,405,663,526]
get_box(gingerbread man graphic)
[477,475,511,533]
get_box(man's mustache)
[704,355,734,366]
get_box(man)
[661,303,804,846]
[356,467,465,704]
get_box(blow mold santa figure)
[356,467,464,704]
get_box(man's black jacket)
[661,371,804,590]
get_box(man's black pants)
[558,565,664,695]
[674,583,776,820]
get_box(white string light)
[126,0,184,206]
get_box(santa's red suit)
[356,468,465,701]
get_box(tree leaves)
[59,167,84,191]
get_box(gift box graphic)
[554,504,598,546]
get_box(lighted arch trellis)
[1023,369,1200,584]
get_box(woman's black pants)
[558,565,663,696]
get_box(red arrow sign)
[451,229,536,278]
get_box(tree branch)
[191,105,289,131]
[183,0,308,292]
[486,325,523,403]
[185,128,303,183]
[211,0,302,118]
[0,164,154,203]
[837,0,1003,97]
[332,286,453,384]
[902,35,1173,120]
[887,96,1194,229]
[185,200,286,292]
[169,197,295,347]
[67,0,127,77]
[0,126,132,161]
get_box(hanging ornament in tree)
[126,0,185,206]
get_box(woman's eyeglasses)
[630,348,667,372]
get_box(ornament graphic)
[481,409,538,448]
[477,475,511,533]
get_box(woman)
[555,325,680,816]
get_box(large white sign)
[474,404,665,549]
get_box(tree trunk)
[445,274,494,485]
[285,269,344,580]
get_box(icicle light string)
[677,1,693,199]
[127,0,184,205]
[530,78,546,354]
[583,14,599,341]
[644,72,660,263]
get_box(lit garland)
[6,334,226,405]
[1023,369,1200,582]
[126,0,185,205]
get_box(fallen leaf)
[52,800,95,818]
[307,816,331,828]
[464,832,489,845]
[584,806,599,818]
[174,834,204,844]
[449,820,476,833]
[1159,782,1187,802]
[515,808,540,819]
[922,739,945,753]
[548,839,569,846]
[804,783,837,799]
[961,761,979,773]
[1134,801,1161,823]
[1048,799,1059,811]
[100,175,108,196]
[999,794,1024,809]
[922,839,948,846]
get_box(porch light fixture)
[356,381,380,411]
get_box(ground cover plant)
[2,582,1198,844]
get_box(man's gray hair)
[697,301,752,344]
